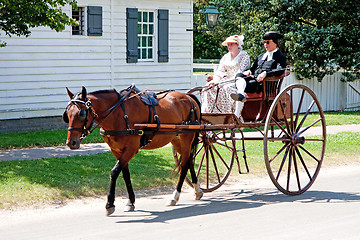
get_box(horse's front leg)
[106,160,122,216]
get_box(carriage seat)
[246,70,290,101]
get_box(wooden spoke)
[206,146,209,189]
[275,145,290,181]
[292,148,301,191]
[297,118,322,136]
[278,99,293,135]
[196,147,206,177]
[290,88,294,133]
[294,146,312,180]
[286,147,293,191]
[298,145,321,163]
[209,146,221,183]
[294,89,306,128]
[183,130,235,192]
[295,100,315,133]
[211,142,230,170]
[271,116,292,139]
[270,142,290,163]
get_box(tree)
[194,0,360,81]
[0,0,77,47]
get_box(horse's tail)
[186,93,201,169]
[170,93,201,177]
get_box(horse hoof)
[106,206,115,216]
[167,190,180,206]
[195,191,204,200]
[167,199,177,206]
[124,204,135,212]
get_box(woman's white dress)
[201,50,250,113]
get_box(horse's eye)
[62,111,69,123]
[78,109,87,122]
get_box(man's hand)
[257,71,267,82]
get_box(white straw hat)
[221,35,244,47]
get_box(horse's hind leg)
[122,166,135,211]
[106,160,122,216]
[168,161,203,205]
[168,163,189,206]
[189,165,203,200]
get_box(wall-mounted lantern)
[203,3,220,29]
[179,2,220,31]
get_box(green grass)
[0,111,359,150]
[0,128,104,150]
[0,147,176,209]
[0,132,359,209]
[307,111,360,126]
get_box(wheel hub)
[291,134,305,146]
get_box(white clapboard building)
[0,0,194,131]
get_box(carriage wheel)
[264,84,326,195]
[173,129,236,192]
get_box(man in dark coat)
[231,31,287,105]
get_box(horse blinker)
[63,111,69,123]
[78,109,87,122]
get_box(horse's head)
[63,86,96,149]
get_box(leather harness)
[65,84,200,148]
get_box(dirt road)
[1,164,360,240]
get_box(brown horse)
[63,85,203,216]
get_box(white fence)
[192,72,360,112]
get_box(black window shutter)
[87,6,102,36]
[158,9,169,63]
[126,8,138,63]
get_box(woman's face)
[227,42,239,52]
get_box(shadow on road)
[113,188,360,223]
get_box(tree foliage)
[0,0,77,47]
[194,0,360,81]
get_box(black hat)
[263,31,284,45]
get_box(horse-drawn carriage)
[63,70,326,215]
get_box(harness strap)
[100,129,144,137]
[139,94,161,148]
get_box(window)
[137,11,155,61]
[72,6,102,36]
[126,8,168,63]
[72,7,85,35]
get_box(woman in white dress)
[201,35,250,118]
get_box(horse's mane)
[89,89,117,95]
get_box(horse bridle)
[63,96,98,139]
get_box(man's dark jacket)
[244,50,287,93]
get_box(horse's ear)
[66,87,74,99]
[81,86,87,100]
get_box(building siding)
[0,0,193,120]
